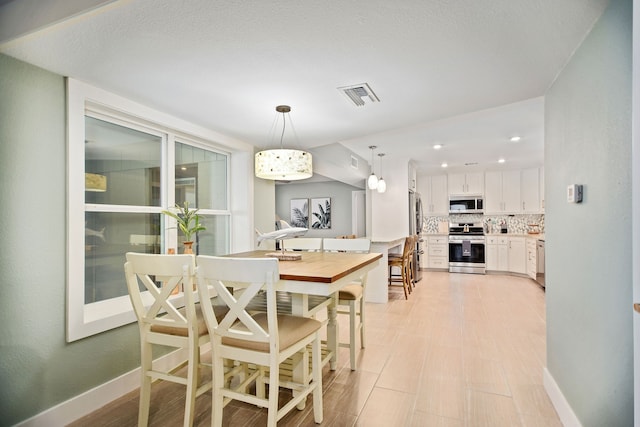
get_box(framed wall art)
[311,197,331,229]
[289,198,309,228]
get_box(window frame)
[67,79,244,342]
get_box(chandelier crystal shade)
[255,105,312,181]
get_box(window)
[67,79,248,341]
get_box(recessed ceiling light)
[510,136,521,142]
[433,144,442,150]
[181,166,187,170]
[498,158,506,163]
[441,162,448,168]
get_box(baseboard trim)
[15,346,201,427]
[543,367,583,427]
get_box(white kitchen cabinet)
[426,235,449,269]
[486,235,508,271]
[508,236,526,275]
[419,175,448,215]
[526,238,537,280]
[521,168,541,213]
[485,170,521,214]
[448,172,484,196]
[539,167,545,212]
[486,236,498,271]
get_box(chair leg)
[401,265,409,299]
[183,342,199,427]
[212,355,225,427]
[138,341,152,427]
[349,300,357,370]
[312,335,324,424]
[359,298,366,349]
[267,363,279,427]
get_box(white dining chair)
[283,237,323,251]
[124,253,212,427]
[322,238,371,370]
[196,255,323,427]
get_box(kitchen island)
[366,238,406,303]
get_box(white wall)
[254,173,276,250]
[370,155,410,241]
[544,0,633,425]
[275,180,362,238]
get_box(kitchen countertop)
[485,232,545,241]
[423,232,545,241]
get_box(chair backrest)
[283,237,323,252]
[402,236,413,259]
[322,238,371,253]
[196,255,280,349]
[124,253,197,333]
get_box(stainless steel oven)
[448,222,486,274]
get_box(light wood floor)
[69,271,560,426]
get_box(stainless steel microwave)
[449,196,484,214]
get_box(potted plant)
[161,201,206,253]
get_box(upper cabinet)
[520,168,540,213]
[485,168,543,214]
[448,172,484,195]
[539,167,545,212]
[485,170,521,213]
[419,174,448,216]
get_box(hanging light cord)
[280,112,286,148]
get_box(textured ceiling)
[0,0,608,178]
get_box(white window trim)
[66,78,254,342]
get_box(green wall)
[0,54,143,425]
[544,0,633,425]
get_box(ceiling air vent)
[338,83,380,107]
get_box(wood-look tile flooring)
[69,272,560,426]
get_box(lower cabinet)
[486,236,509,271]
[526,238,537,280]
[487,235,529,275]
[427,235,449,269]
[508,237,526,275]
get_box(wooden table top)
[227,250,382,283]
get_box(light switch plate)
[567,184,583,203]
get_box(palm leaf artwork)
[290,199,308,228]
[311,198,331,229]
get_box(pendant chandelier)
[377,153,386,193]
[85,173,107,192]
[366,146,386,193]
[255,105,313,181]
[367,145,379,190]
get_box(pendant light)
[376,153,386,193]
[367,145,379,190]
[85,173,107,192]
[255,105,313,181]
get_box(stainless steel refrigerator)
[409,190,424,282]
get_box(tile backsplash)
[423,214,545,234]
